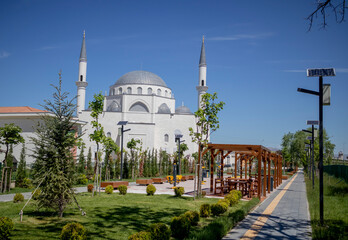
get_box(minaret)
[76,31,88,114]
[196,36,208,110]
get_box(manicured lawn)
[0,193,219,239]
[305,173,348,240]
[0,187,34,195]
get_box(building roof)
[0,106,47,113]
[114,70,167,87]
[175,105,192,115]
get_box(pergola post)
[210,150,214,193]
[220,152,224,179]
[268,156,271,193]
[245,156,248,179]
[257,149,262,199]
[234,152,237,178]
[263,152,267,197]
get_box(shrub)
[118,185,128,195]
[0,217,14,239]
[211,202,228,216]
[31,189,41,200]
[76,174,88,185]
[184,210,200,226]
[105,185,113,194]
[170,216,191,239]
[149,223,171,240]
[13,193,24,203]
[225,192,239,206]
[200,204,211,218]
[87,184,94,193]
[60,222,87,240]
[174,187,184,197]
[202,190,207,197]
[231,190,242,200]
[146,184,156,196]
[22,177,32,188]
[218,199,230,208]
[128,231,152,240]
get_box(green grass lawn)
[0,193,220,239]
[305,172,348,240]
[0,187,34,195]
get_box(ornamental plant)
[87,184,94,193]
[184,210,200,226]
[211,201,228,216]
[174,187,184,197]
[149,223,171,240]
[128,231,152,240]
[170,216,191,239]
[225,192,239,206]
[200,203,211,218]
[0,217,14,239]
[118,185,127,195]
[105,185,113,194]
[146,184,156,196]
[13,193,24,203]
[60,222,87,240]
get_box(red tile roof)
[0,106,47,113]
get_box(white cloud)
[209,33,274,41]
[0,51,10,58]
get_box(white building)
[0,34,209,163]
[77,33,208,157]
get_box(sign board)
[323,84,331,105]
[307,68,336,77]
[307,136,312,140]
[307,120,319,125]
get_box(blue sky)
[1,1,347,153]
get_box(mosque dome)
[114,70,167,87]
[175,105,192,115]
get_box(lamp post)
[175,133,184,175]
[117,121,130,180]
[298,68,335,225]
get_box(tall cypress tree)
[31,72,77,218]
[77,144,85,174]
[86,147,93,178]
[16,143,26,187]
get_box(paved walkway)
[223,170,311,240]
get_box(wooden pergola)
[202,144,283,199]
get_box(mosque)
[0,33,209,163]
[77,32,208,157]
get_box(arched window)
[201,80,204,86]
[113,89,116,95]
[127,87,132,94]
[165,90,168,97]
[118,87,122,95]
[147,87,153,95]
[129,102,149,113]
[80,75,83,81]
[107,132,111,138]
[137,87,142,94]
[157,89,161,96]
[164,134,169,142]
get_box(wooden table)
[101,181,129,189]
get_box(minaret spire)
[76,31,88,114]
[196,36,208,110]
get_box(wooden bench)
[101,181,129,189]
[181,176,187,181]
[152,178,166,184]
[282,176,288,180]
[136,179,153,185]
[188,175,194,180]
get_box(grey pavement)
[223,170,312,240]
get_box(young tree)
[16,143,27,187]
[127,138,140,180]
[88,92,105,195]
[86,147,93,178]
[0,123,24,192]
[103,136,119,180]
[189,92,225,198]
[31,72,78,217]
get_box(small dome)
[158,103,171,114]
[175,105,192,115]
[115,71,167,87]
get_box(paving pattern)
[223,170,312,240]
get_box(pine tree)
[77,144,85,174]
[16,143,26,187]
[86,147,93,178]
[31,72,77,217]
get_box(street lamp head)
[117,121,128,126]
